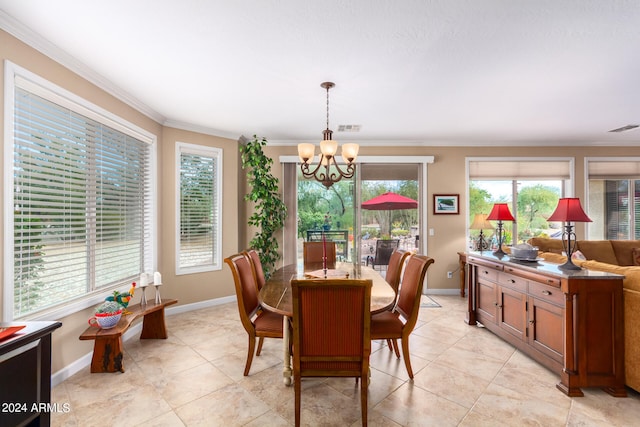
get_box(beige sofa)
[528,237,640,393]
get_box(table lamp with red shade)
[547,197,592,270]
[486,203,516,257]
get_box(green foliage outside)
[297,177,418,242]
[14,214,45,314]
[469,182,560,244]
[240,136,287,278]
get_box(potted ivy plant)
[240,136,287,279]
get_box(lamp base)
[558,258,582,271]
[492,248,506,258]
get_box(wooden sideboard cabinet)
[464,252,626,397]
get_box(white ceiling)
[1,0,640,146]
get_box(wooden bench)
[79,299,177,373]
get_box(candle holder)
[153,271,162,304]
[154,284,162,304]
[140,287,147,307]
[139,273,149,307]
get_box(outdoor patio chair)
[366,239,400,270]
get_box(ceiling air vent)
[608,124,639,133]
[337,124,361,132]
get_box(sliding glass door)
[287,158,428,272]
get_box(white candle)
[139,273,148,288]
[154,272,162,285]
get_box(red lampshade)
[486,203,515,222]
[547,198,592,223]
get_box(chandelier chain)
[326,84,330,130]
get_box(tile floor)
[52,295,640,426]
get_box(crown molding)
[266,138,640,147]
[162,119,242,141]
[0,10,164,124]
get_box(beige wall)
[160,127,239,305]
[263,145,640,292]
[1,30,240,373]
[3,28,640,375]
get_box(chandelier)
[298,82,359,189]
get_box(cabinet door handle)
[529,319,535,324]
[509,279,515,284]
[483,270,489,275]
[542,290,551,296]
[546,279,554,285]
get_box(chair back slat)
[244,249,266,290]
[396,255,435,320]
[224,253,260,329]
[385,249,410,294]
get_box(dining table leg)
[282,315,292,386]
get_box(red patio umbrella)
[362,192,418,235]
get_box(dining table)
[259,262,396,385]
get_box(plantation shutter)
[12,86,152,318]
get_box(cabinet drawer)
[475,265,499,282]
[498,272,527,292]
[529,281,564,306]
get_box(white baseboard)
[51,295,237,387]
[424,288,461,296]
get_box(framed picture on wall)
[433,194,459,214]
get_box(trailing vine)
[240,136,287,278]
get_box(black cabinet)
[0,321,62,427]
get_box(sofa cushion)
[528,237,565,254]
[624,288,640,392]
[610,240,640,266]
[581,260,640,293]
[538,252,568,264]
[576,240,618,265]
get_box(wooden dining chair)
[383,249,411,355]
[302,241,337,271]
[243,249,266,290]
[224,253,284,376]
[370,254,434,379]
[291,278,372,427]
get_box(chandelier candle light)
[547,197,592,270]
[298,82,359,189]
[469,213,494,252]
[486,203,516,257]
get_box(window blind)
[177,145,221,272]
[469,160,570,179]
[12,87,152,318]
[588,161,640,179]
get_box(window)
[586,159,640,240]
[5,63,155,320]
[467,158,572,246]
[175,143,222,274]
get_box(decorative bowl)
[510,244,539,260]
[89,310,122,329]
